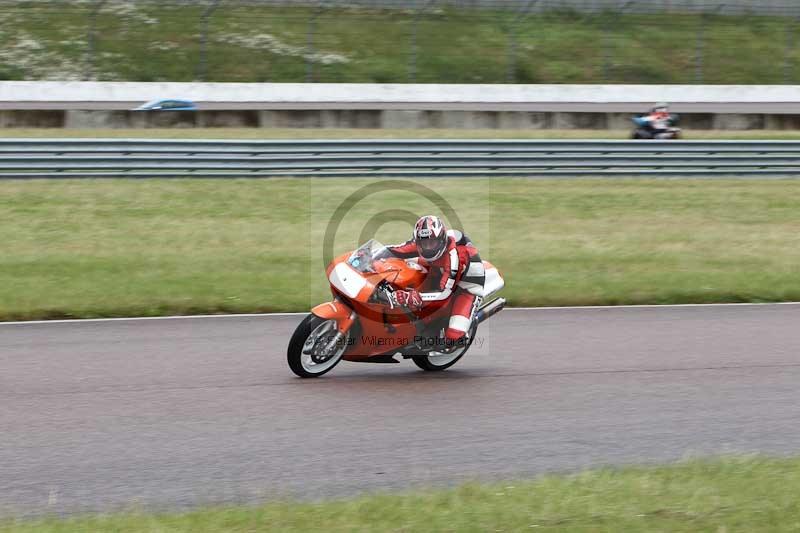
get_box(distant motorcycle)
[631,114,682,140]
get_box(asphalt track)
[3,303,800,516]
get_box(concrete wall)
[0,109,791,130]
[2,81,797,130]
[2,82,799,111]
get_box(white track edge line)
[507,302,800,311]
[1,301,798,326]
[0,312,304,326]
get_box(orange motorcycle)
[287,239,505,378]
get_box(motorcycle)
[287,239,506,378]
[631,114,682,140]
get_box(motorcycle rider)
[639,102,675,136]
[386,215,485,348]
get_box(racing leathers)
[641,110,674,135]
[388,229,485,342]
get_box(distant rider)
[386,215,485,348]
[639,102,676,136]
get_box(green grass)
[4,456,800,532]
[2,178,800,321]
[5,129,800,140]
[1,3,799,84]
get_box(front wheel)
[287,314,349,378]
[412,322,477,372]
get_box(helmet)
[413,215,448,262]
[651,102,670,113]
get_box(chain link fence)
[119,1,800,15]
[0,0,798,84]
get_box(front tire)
[412,322,477,372]
[287,314,348,378]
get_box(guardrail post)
[505,0,539,83]
[196,0,222,82]
[306,1,327,83]
[408,0,436,82]
[85,0,107,80]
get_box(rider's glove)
[393,289,423,310]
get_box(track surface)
[3,304,800,516]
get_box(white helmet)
[413,215,448,261]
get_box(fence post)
[695,3,724,84]
[603,0,635,83]
[197,0,222,81]
[784,17,799,84]
[85,0,107,80]
[505,0,539,83]
[306,1,327,83]
[408,0,436,82]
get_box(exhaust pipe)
[476,298,506,324]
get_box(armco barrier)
[0,139,799,178]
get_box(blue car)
[133,99,197,111]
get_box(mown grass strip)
[3,456,800,532]
[2,178,800,321]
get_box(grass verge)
[1,178,800,321]
[3,456,800,532]
[1,4,798,84]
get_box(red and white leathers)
[643,110,672,131]
[388,230,485,341]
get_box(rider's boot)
[440,328,470,354]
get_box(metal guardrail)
[1,139,799,178]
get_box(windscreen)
[346,239,392,273]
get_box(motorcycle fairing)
[311,300,356,335]
[312,239,503,362]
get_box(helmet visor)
[417,236,445,259]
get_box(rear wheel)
[287,314,348,378]
[412,322,477,372]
